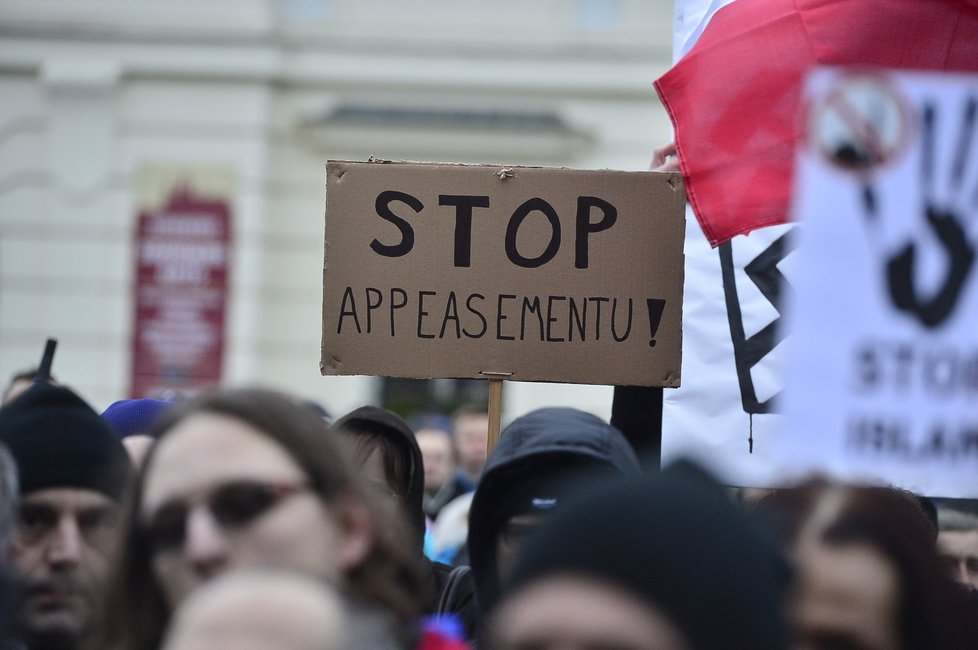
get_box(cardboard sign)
[778,68,978,497]
[321,161,685,387]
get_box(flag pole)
[35,338,58,382]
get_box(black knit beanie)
[506,461,790,650]
[0,383,131,500]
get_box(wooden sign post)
[480,372,511,453]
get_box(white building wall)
[0,0,674,421]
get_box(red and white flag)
[655,0,978,247]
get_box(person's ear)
[334,496,375,570]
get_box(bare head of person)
[452,404,489,481]
[415,427,456,495]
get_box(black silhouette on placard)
[863,98,977,329]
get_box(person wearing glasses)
[92,388,424,650]
[0,384,132,650]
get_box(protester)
[0,384,132,650]
[754,480,978,650]
[101,398,173,468]
[489,461,790,650]
[467,407,641,616]
[160,569,395,650]
[936,503,978,592]
[333,406,478,640]
[416,427,470,519]
[451,405,489,486]
[92,388,423,650]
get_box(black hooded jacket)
[467,407,641,612]
[333,407,479,639]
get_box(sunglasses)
[143,480,308,554]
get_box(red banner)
[655,0,978,247]
[130,185,231,398]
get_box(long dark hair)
[91,388,422,650]
[754,480,978,650]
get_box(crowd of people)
[0,367,975,650]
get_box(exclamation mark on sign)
[646,299,665,347]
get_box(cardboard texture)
[322,161,685,387]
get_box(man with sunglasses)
[0,384,131,650]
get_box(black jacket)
[466,407,641,612]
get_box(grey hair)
[0,443,19,553]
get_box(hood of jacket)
[333,406,426,552]
[467,407,641,611]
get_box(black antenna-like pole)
[34,338,57,383]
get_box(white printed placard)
[779,68,978,497]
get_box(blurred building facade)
[0,0,674,420]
